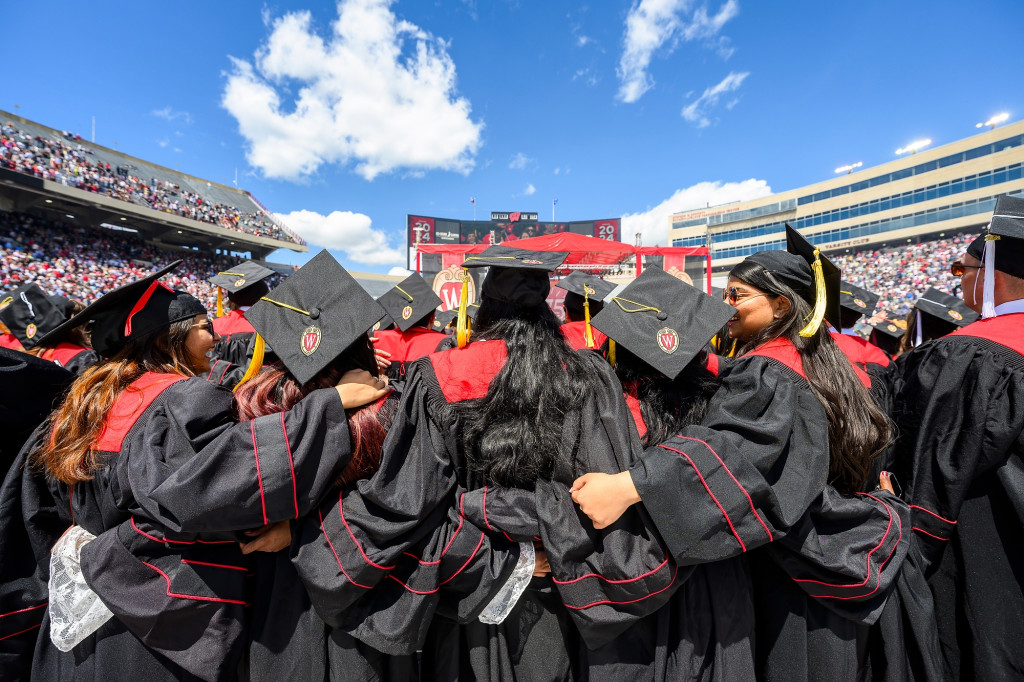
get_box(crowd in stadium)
[0,121,298,244]
[0,211,248,312]
[833,232,975,319]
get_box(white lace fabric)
[478,541,535,625]
[49,526,114,652]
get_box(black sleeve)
[0,442,66,679]
[765,487,910,625]
[116,379,352,533]
[62,349,100,375]
[629,356,830,564]
[891,337,1024,570]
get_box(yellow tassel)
[728,338,738,357]
[608,339,616,367]
[798,248,827,337]
[233,333,265,392]
[583,290,595,349]
[216,288,224,318]
[456,270,471,348]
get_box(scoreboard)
[407,213,621,250]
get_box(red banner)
[409,216,434,246]
[594,219,620,241]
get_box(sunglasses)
[949,261,982,277]
[722,286,768,305]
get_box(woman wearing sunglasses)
[571,228,915,679]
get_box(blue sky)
[5,0,1023,273]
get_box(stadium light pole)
[835,162,863,175]
[976,112,1009,130]
[896,139,931,156]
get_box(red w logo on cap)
[657,328,679,354]
[301,326,321,356]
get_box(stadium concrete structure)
[0,109,304,263]
[670,120,1024,272]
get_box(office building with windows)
[669,120,1024,271]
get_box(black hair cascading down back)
[456,294,592,488]
[729,259,893,494]
[614,345,720,447]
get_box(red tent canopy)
[416,233,711,291]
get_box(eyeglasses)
[723,287,768,305]
[191,322,214,333]
[949,261,982,277]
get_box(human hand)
[335,369,389,408]
[569,471,642,530]
[240,521,292,554]
[877,471,895,494]
[373,347,392,370]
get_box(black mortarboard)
[555,272,616,301]
[462,245,568,308]
[466,302,481,321]
[868,318,905,356]
[839,281,879,318]
[985,194,1024,279]
[914,287,978,327]
[591,267,736,380]
[36,261,205,357]
[0,283,67,349]
[372,312,395,333]
[785,225,841,328]
[376,274,442,332]
[245,250,386,386]
[432,309,457,332]
[47,294,76,318]
[208,261,276,294]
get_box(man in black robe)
[892,194,1024,679]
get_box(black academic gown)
[291,339,677,681]
[623,340,909,681]
[0,373,351,682]
[891,312,1024,680]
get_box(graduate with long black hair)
[292,245,677,681]
[571,232,910,680]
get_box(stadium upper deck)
[0,110,306,261]
[670,120,1024,271]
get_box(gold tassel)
[233,333,265,392]
[216,288,224,318]
[798,248,827,337]
[456,270,471,348]
[728,338,738,358]
[583,290,595,349]
[608,339,616,367]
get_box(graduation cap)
[36,261,206,357]
[981,194,1024,317]
[745,225,840,337]
[555,273,615,350]
[839,281,879,318]
[914,287,978,327]
[591,267,736,380]
[0,283,67,349]
[376,274,442,332]
[372,312,395,333]
[868,318,905,356]
[453,245,569,348]
[209,261,276,316]
[432,309,457,332]
[244,250,386,387]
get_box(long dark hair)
[729,260,892,494]
[614,345,719,447]
[34,317,199,483]
[232,333,391,487]
[456,294,592,487]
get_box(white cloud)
[275,209,406,266]
[681,70,748,127]
[553,167,561,175]
[152,107,192,124]
[622,178,771,246]
[509,152,532,170]
[617,0,739,103]
[156,138,169,148]
[523,183,536,196]
[222,0,483,181]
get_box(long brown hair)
[33,317,200,484]
[232,334,390,487]
[729,260,892,494]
